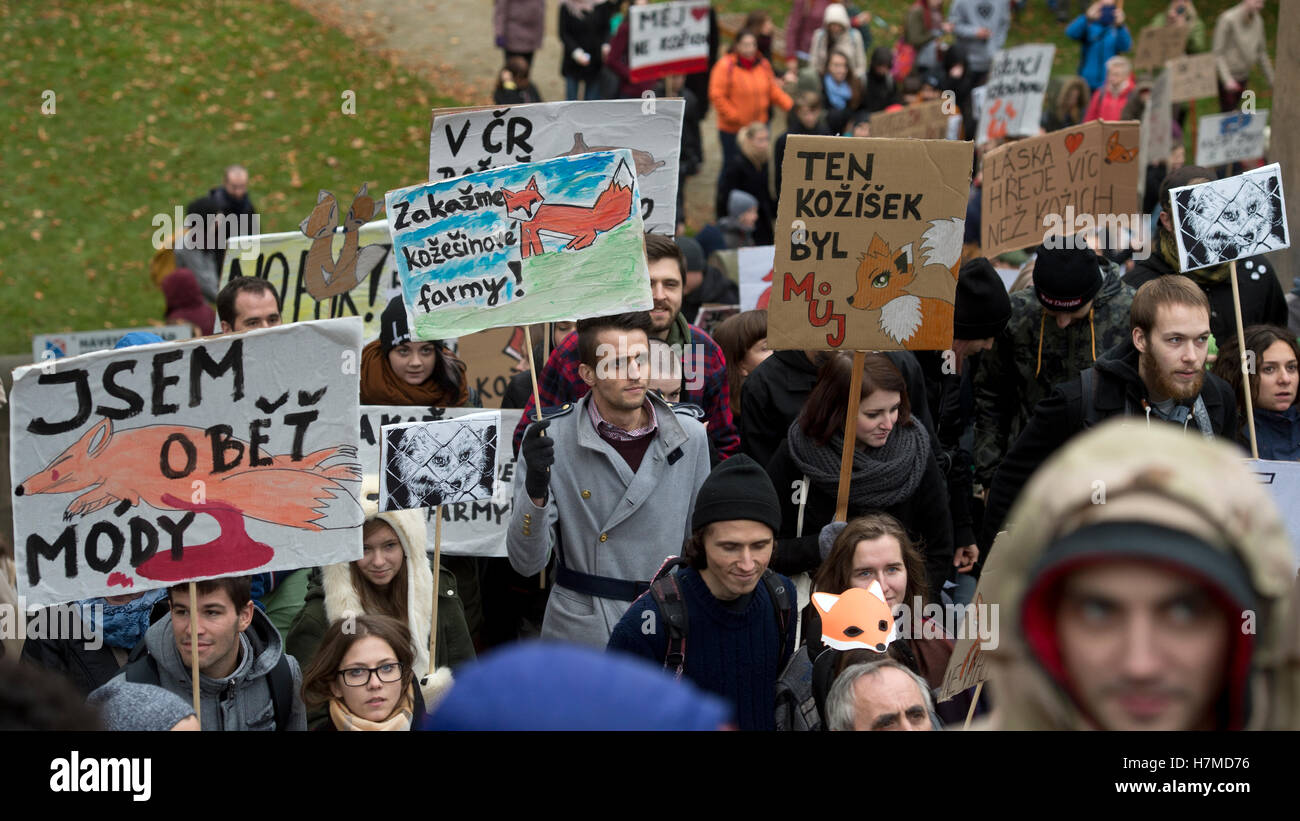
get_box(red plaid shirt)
[513,324,739,457]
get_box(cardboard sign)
[379,413,499,511]
[937,532,1008,703]
[452,324,531,408]
[33,326,193,364]
[429,100,684,234]
[737,245,776,311]
[360,406,522,558]
[1138,71,1174,203]
[629,0,711,83]
[11,319,365,608]
[1195,109,1271,168]
[977,44,1055,145]
[769,136,973,351]
[1250,459,1300,572]
[981,120,1141,258]
[295,184,387,301]
[219,219,399,342]
[1166,53,1219,103]
[1133,23,1188,72]
[1169,164,1289,272]
[387,150,651,341]
[869,100,951,140]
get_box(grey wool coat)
[508,392,712,648]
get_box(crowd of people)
[2,0,1292,733]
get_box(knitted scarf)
[824,74,853,109]
[1158,227,1230,284]
[785,418,930,509]
[79,589,167,649]
[328,687,415,732]
[359,339,469,407]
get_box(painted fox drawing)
[811,582,897,653]
[501,157,635,259]
[16,418,361,581]
[845,218,964,347]
[299,183,387,300]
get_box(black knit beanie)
[380,295,412,352]
[1033,244,1103,312]
[954,257,1012,340]
[691,454,782,535]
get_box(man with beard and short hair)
[513,234,739,458]
[979,274,1238,555]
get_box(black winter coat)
[559,1,617,81]
[21,636,126,697]
[716,154,776,246]
[980,339,1240,555]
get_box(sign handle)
[524,325,547,590]
[188,580,201,725]
[835,351,866,523]
[1229,259,1260,458]
[963,681,984,730]
[429,505,443,670]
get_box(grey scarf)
[785,418,930,510]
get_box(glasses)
[336,663,405,686]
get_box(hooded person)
[1124,165,1287,346]
[285,475,473,728]
[360,296,470,406]
[161,268,216,337]
[977,419,1300,731]
[87,678,199,731]
[679,235,739,325]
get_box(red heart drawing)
[691,5,708,20]
[1065,132,1084,154]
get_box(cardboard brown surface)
[981,120,1141,259]
[869,100,950,140]
[454,324,540,409]
[1167,53,1219,103]
[1133,23,1188,72]
[769,136,973,352]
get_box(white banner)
[1195,110,1270,168]
[977,44,1055,146]
[33,325,193,364]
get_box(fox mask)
[812,582,897,653]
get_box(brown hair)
[300,614,414,712]
[813,513,928,603]
[1054,76,1090,123]
[712,309,768,416]
[170,576,252,613]
[575,311,654,370]
[798,352,912,445]
[1130,275,1210,337]
[643,233,686,284]
[216,276,279,328]
[350,519,410,622]
[1211,324,1300,415]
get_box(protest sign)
[33,325,193,364]
[380,413,499,511]
[866,100,950,140]
[769,136,973,351]
[1133,24,1188,72]
[1166,53,1218,103]
[977,44,1055,145]
[360,406,520,558]
[628,0,711,83]
[387,150,651,341]
[219,219,399,342]
[296,184,387,301]
[1250,459,1300,572]
[453,324,530,408]
[737,245,775,311]
[11,319,365,608]
[937,532,1008,703]
[1195,109,1270,168]
[1138,71,1174,203]
[1169,163,1289,272]
[429,100,684,234]
[981,120,1141,258]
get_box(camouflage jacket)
[972,262,1134,485]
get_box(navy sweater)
[608,567,796,731]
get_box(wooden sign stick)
[524,325,547,590]
[963,681,984,730]
[429,505,443,668]
[1229,259,1260,458]
[187,580,201,724]
[835,351,866,523]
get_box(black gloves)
[521,419,554,502]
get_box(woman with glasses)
[301,615,423,731]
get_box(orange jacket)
[709,53,793,135]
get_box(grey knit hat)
[88,678,196,731]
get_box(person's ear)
[1132,326,1147,353]
[1158,209,1172,234]
[578,362,596,387]
[330,678,344,701]
[237,601,255,633]
[220,321,233,334]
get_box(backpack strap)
[760,569,792,663]
[123,652,162,686]
[648,556,691,680]
[268,655,293,732]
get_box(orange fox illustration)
[501,157,635,259]
[811,582,897,653]
[1104,131,1137,164]
[846,218,963,348]
[16,419,361,581]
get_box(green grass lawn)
[0,0,459,354]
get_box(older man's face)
[852,667,933,731]
[224,169,249,201]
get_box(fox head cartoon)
[812,582,897,653]
[846,234,915,311]
[299,189,338,240]
[501,177,545,222]
[15,418,113,498]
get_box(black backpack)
[648,556,792,679]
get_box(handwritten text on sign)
[629,0,711,83]
[978,44,1055,145]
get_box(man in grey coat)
[94,576,306,731]
[509,311,713,647]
